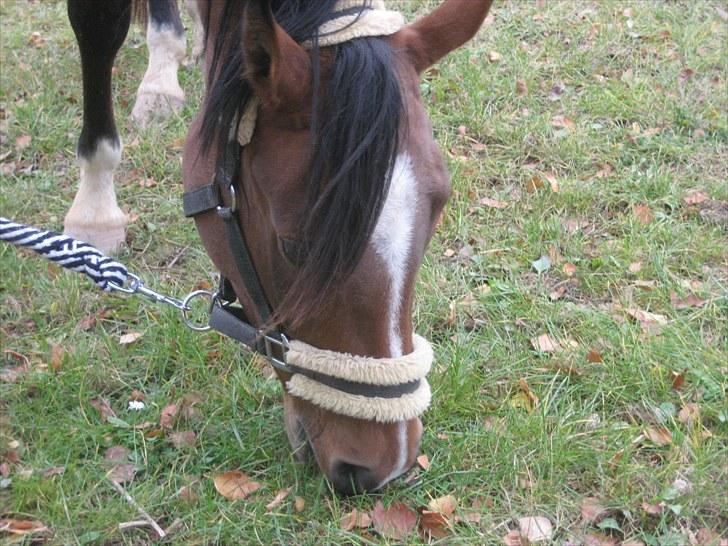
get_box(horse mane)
[200,0,402,329]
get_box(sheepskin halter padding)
[285,335,433,422]
[237,0,405,146]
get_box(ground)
[0,1,726,544]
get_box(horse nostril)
[330,462,378,495]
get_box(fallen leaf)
[428,494,457,517]
[15,135,31,149]
[159,403,179,429]
[503,529,526,546]
[487,50,501,62]
[670,292,707,309]
[549,286,567,301]
[671,369,687,390]
[593,163,614,178]
[625,308,667,335]
[213,470,262,500]
[518,516,553,543]
[633,204,653,225]
[420,510,450,539]
[340,508,372,531]
[108,464,136,484]
[586,350,604,363]
[531,334,558,353]
[294,496,305,512]
[552,115,575,129]
[417,454,430,470]
[170,431,196,449]
[644,426,673,446]
[563,262,577,277]
[549,82,566,101]
[481,197,508,209]
[130,389,145,401]
[180,392,203,420]
[628,262,643,273]
[678,67,695,85]
[170,137,185,150]
[266,488,291,512]
[581,496,608,524]
[584,532,618,546]
[526,175,545,193]
[516,78,528,96]
[138,177,157,188]
[104,446,128,462]
[42,466,65,479]
[545,173,559,192]
[371,501,417,540]
[90,397,117,420]
[678,403,700,425]
[641,502,665,516]
[683,190,709,205]
[119,332,142,345]
[0,518,49,536]
[178,483,199,503]
[50,343,64,372]
[443,248,456,258]
[511,378,540,412]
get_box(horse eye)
[278,236,307,266]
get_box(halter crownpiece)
[237,0,406,146]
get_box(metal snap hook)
[181,290,215,331]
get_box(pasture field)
[1,1,726,544]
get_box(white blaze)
[371,154,417,358]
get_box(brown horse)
[181,0,493,494]
[66,0,493,495]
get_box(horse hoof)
[131,92,184,127]
[63,215,127,255]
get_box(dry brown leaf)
[15,134,31,150]
[526,175,545,193]
[487,50,501,62]
[586,350,604,363]
[138,177,157,188]
[518,516,553,543]
[628,262,643,273]
[503,529,527,546]
[119,331,143,345]
[170,431,196,449]
[593,163,613,178]
[644,426,673,446]
[105,445,129,462]
[180,392,203,420]
[580,496,608,524]
[641,502,665,516]
[417,454,430,470]
[371,501,417,540]
[678,403,700,425]
[679,67,695,85]
[552,115,575,129]
[563,262,577,277]
[531,333,558,353]
[683,190,709,205]
[670,292,707,309]
[481,197,508,209]
[108,464,136,484]
[213,470,262,501]
[50,343,64,372]
[420,510,450,539]
[584,532,618,546]
[340,508,372,531]
[511,378,539,412]
[42,466,65,479]
[671,369,687,390]
[130,389,145,401]
[545,173,559,192]
[294,496,305,512]
[266,488,291,512]
[159,403,179,429]
[549,286,567,301]
[633,204,653,225]
[90,397,117,420]
[625,308,667,335]
[428,494,457,517]
[516,78,528,96]
[0,518,49,535]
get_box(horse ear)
[392,0,494,74]
[242,0,310,107]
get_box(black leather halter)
[181,127,422,400]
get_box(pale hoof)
[63,215,127,255]
[131,92,184,127]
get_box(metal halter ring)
[181,290,215,331]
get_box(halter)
[181,3,432,423]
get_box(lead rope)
[0,217,128,291]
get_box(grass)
[1,0,726,544]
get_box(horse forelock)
[201,0,403,329]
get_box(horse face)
[186,0,492,494]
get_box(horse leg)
[131,0,186,126]
[185,0,205,64]
[64,0,131,254]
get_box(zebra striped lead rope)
[0,217,128,291]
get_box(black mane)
[201,1,402,327]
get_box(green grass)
[1,1,726,544]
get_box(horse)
[66,0,493,495]
[63,0,204,253]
